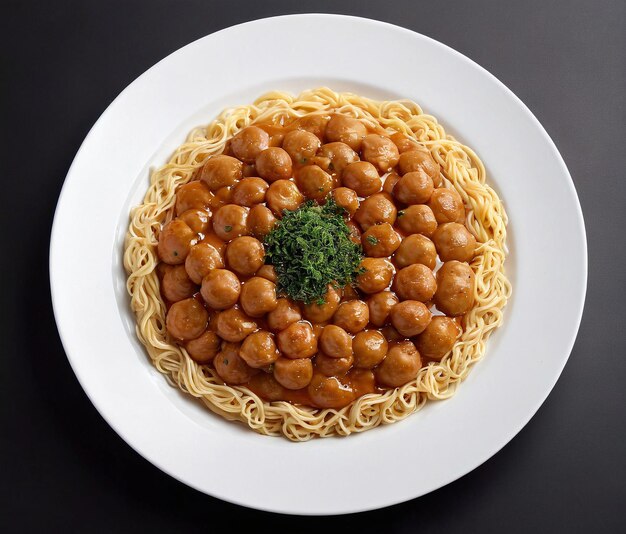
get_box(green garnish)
[264,198,364,304]
[224,225,233,232]
[397,210,405,217]
[318,187,325,192]
[366,235,379,245]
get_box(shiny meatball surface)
[226,236,265,275]
[434,261,475,316]
[166,298,208,340]
[201,269,241,309]
[325,114,367,151]
[394,263,437,302]
[432,222,476,262]
[375,341,422,387]
[415,316,462,360]
[361,134,400,173]
[231,126,270,163]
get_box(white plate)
[50,14,587,515]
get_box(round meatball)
[239,331,279,368]
[200,269,241,309]
[303,285,341,322]
[178,208,211,235]
[382,172,401,196]
[200,231,226,257]
[266,179,304,216]
[390,301,432,337]
[296,113,330,140]
[398,149,441,186]
[215,307,257,342]
[230,126,270,163]
[185,330,220,364]
[175,181,213,215]
[248,205,277,237]
[282,129,321,164]
[353,330,388,369]
[428,187,465,223]
[295,165,332,200]
[415,316,462,361]
[212,204,249,241]
[214,342,258,384]
[394,234,437,270]
[362,223,401,257]
[240,277,277,317]
[396,204,437,237]
[199,155,243,190]
[274,357,313,390]
[226,236,265,275]
[394,264,437,302]
[307,374,354,409]
[166,298,208,340]
[434,261,475,316]
[185,243,224,284]
[267,298,301,332]
[231,177,268,207]
[432,222,476,262]
[255,147,293,182]
[361,134,400,173]
[277,321,317,359]
[375,341,422,387]
[333,300,369,334]
[257,264,277,283]
[390,132,421,154]
[158,219,196,264]
[354,193,397,230]
[162,264,196,302]
[325,114,367,151]
[356,258,394,294]
[367,291,399,327]
[318,142,359,174]
[342,161,382,197]
[319,325,353,359]
[331,187,359,216]
[315,353,353,377]
[394,170,434,205]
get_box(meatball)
[398,149,441,186]
[325,114,367,151]
[215,307,257,342]
[255,147,293,182]
[394,234,437,270]
[295,165,332,200]
[266,179,304,216]
[178,208,211,235]
[239,331,279,368]
[225,236,265,275]
[199,155,243,190]
[212,204,249,241]
[185,330,220,364]
[248,205,277,237]
[375,341,422,387]
[367,291,399,327]
[390,301,432,337]
[428,188,465,224]
[307,373,354,409]
[415,316,462,361]
[166,298,208,340]
[356,258,394,294]
[162,264,196,302]
[333,300,369,333]
[200,269,241,309]
[315,353,354,377]
[352,330,388,369]
[432,222,476,262]
[382,172,401,196]
[342,161,382,197]
[231,177,268,207]
[240,277,278,317]
[434,261,475,316]
[331,187,359,216]
[257,264,277,283]
[361,134,400,173]
[200,231,226,257]
[354,193,397,230]
[295,113,330,140]
[175,181,214,215]
[346,220,362,245]
[303,285,341,322]
[230,126,270,163]
[394,170,434,205]
[267,298,301,332]
[277,321,317,359]
[393,263,437,302]
[282,129,321,164]
[274,357,313,390]
[248,373,285,401]
[158,219,196,264]
[318,142,359,174]
[390,132,420,154]
[214,342,258,384]
[185,243,224,284]
[362,223,401,257]
[319,325,353,359]
[396,204,437,237]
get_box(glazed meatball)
[356,258,394,294]
[212,204,249,241]
[394,170,434,205]
[354,193,397,230]
[166,298,208,340]
[230,126,270,163]
[162,264,196,302]
[185,330,220,364]
[267,298,301,332]
[185,243,224,284]
[375,341,422,388]
[225,236,265,275]
[255,147,293,182]
[199,155,243,190]
[361,134,400,173]
[346,220,362,245]
[303,285,341,322]
[396,204,437,237]
[333,300,369,333]
[415,316,462,361]
[432,222,476,262]
[428,188,465,223]
[248,373,285,401]
[282,129,321,164]
[331,187,359,216]
[214,342,258,384]
[199,232,226,257]
[315,353,354,377]
[434,261,475,316]
[240,277,278,317]
[390,301,432,337]
[257,264,277,283]
[394,234,437,270]
[342,161,382,197]
[274,357,313,390]
[307,373,354,409]
[200,269,241,309]
[325,114,367,151]
[295,165,332,200]
[266,179,304,216]
[362,223,401,257]
[215,307,257,342]
[158,219,196,264]
[398,149,441,186]
[390,132,420,154]
[175,181,214,215]
[319,325,353,358]
[178,208,211,235]
[231,177,268,207]
[382,172,401,196]
[353,330,388,369]
[367,291,399,327]
[239,331,279,368]
[277,321,317,359]
[248,205,277,237]
[393,263,437,302]
[318,142,359,174]
[295,113,330,140]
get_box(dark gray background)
[1,0,625,532]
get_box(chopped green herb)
[224,225,233,232]
[173,250,178,256]
[300,157,308,164]
[223,359,229,365]
[397,210,405,217]
[366,235,379,245]
[318,187,325,192]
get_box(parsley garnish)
[366,235,379,245]
[224,225,233,232]
[397,210,405,217]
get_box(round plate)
[50,14,587,515]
